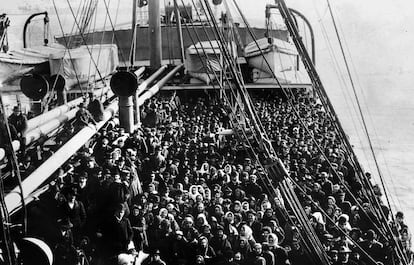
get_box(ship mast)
[130,0,137,66]
[149,0,162,70]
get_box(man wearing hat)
[55,218,74,246]
[8,105,28,154]
[107,169,131,216]
[359,229,385,263]
[168,230,189,264]
[59,188,86,244]
[216,249,239,265]
[210,225,232,262]
[54,218,78,265]
[146,249,166,265]
[8,106,27,138]
[100,203,134,259]
[74,102,97,131]
[334,246,358,265]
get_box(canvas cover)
[244,37,297,58]
[0,44,118,86]
[185,41,236,84]
[49,44,119,86]
[186,41,223,74]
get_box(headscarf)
[268,233,279,247]
[189,185,200,202]
[312,212,326,225]
[240,224,254,241]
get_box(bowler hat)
[58,218,73,230]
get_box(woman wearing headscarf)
[267,233,290,265]
[195,213,209,233]
[336,214,352,235]
[223,211,239,246]
[203,188,212,205]
[210,204,224,224]
[194,236,216,265]
[232,237,252,262]
[189,185,201,203]
[233,224,256,251]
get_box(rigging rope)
[333,4,403,212]
[178,6,318,258]
[197,1,331,263]
[288,176,383,265]
[325,2,407,263]
[102,0,128,66]
[44,0,86,108]
[66,0,106,86]
[313,0,403,217]
[52,0,86,98]
[232,0,395,248]
[275,0,407,263]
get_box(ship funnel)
[110,71,138,97]
[20,73,49,100]
[110,70,139,133]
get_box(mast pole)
[173,0,185,63]
[130,0,137,66]
[149,0,162,70]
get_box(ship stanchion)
[119,96,135,133]
[111,66,167,132]
[110,71,138,133]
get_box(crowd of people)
[10,89,412,265]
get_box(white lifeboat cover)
[186,41,237,74]
[49,44,119,84]
[244,37,297,58]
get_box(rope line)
[325,1,408,263]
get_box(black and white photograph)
[0,0,413,264]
